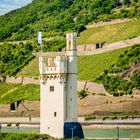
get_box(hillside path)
[77,36,140,56]
[86,18,131,28]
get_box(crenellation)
[66,32,77,51]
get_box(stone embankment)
[0,117,140,129]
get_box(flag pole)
[38,31,43,53]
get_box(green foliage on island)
[95,44,140,96]
[0,0,122,41]
[0,38,65,77]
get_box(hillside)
[0,0,139,41]
[0,46,135,104]
[16,47,130,80]
[0,83,39,104]
[0,0,140,78]
[16,44,140,97]
[0,39,65,77]
[96,44,140,96]
[78,19,140,45]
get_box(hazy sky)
[0,0,32,15]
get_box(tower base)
[64,122,84,139]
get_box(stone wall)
[0,104,10,113]
[1,76,107,94]
[0,101,40,117]
[0,76,39,85]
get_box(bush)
[85,115,96,120]
[7,123,12,127]
[103,116,108,120]
[0,133,49,140]
[16,123,20,127]
[121,116,128,119]
[78,90,87,99]
[111,116,117,120]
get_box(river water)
[1,128,140,139]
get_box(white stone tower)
[38,32,84,138]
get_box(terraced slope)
[78,19,140,45]
[0,83,40,104]
[17,46,130,80]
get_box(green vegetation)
[0,133,48,140]
[78,47,129,81]
[0,0,122,41]
[17,58,39,77]
[0,0,140,78]
[0,83,40,104]
[98,0,140,21]
[96,75,134,96]
[131,68,140,89]
[121,116,129,119]
[0,83,20,97]
[17,46,129,80]
[85,115,96,120]
[108,45,140,73]
[85,114,140,120]
[78,90,88,99]
[7,123,12,127]
[0,42,34,77]
[78,19,140,45]
[0,38,65,77]
[96,44,140,96]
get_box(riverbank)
[0,117,140,129]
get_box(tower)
[39,32,84,138]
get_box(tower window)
[54,112,57,117]
[50,86,54,92]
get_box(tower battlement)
[39,55,67,74]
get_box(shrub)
[111,116,117,120]
[16,123,20,127]
[121,116,128,119]
[7,123,12,127]
[103,116,108,120]
[78,90,87,99]
[85,115,96,120]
